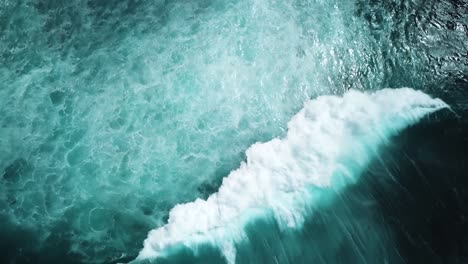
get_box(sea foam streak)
[132,88,447,263]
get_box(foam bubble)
[133,88,447,264]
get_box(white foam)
[133,88,447,263]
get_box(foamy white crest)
[133,88,447,264]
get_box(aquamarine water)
[1,0,466,263]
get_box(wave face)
[135,88,447,264]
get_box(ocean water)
[0,0,467,264]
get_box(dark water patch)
[362,109,468,263]
[197,179,222,199]
[0,201,156,264]
[49,90,66,105]
[2,158,31,182]
[0,215,84,264]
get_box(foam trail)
[132,88,447,264]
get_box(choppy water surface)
[0,0,466,263]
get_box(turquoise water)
[1,0,466,263]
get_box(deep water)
[1,0,467,263]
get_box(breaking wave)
[134,88,447,264]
